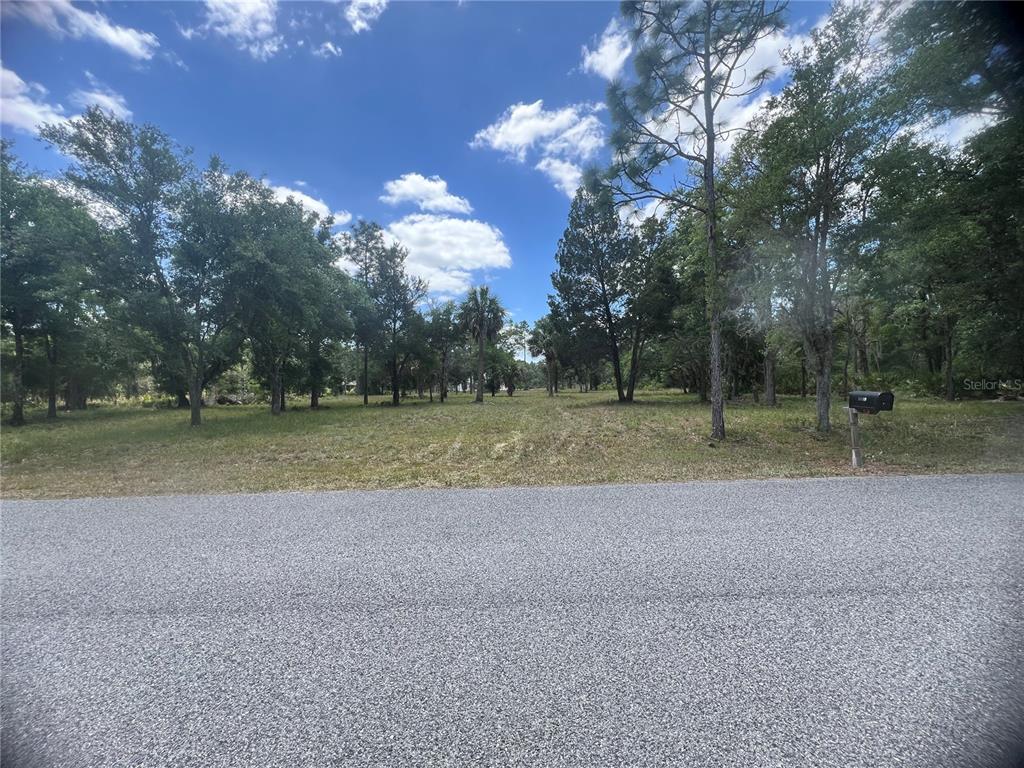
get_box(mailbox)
[848,390,894,414]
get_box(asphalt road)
[2,474,1023,767]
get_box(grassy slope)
[1,390,1022,499]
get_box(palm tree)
[457,286,505,403]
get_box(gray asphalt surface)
[2,474,1023,767]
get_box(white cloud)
[581,17,632,81]
[0,64,66,134]
[346,0,388,33]
[618,199,664,227]
[3,0,159,60]
[40,177,123,228]
[384,213,511,295]
[70,72,132,120]
[266,181,350,225]
[313,41,342,58]
[534,158,581,199]
[200,0,282,60]
[380,173,472,214]
[471,99,603,163]
[471,99,605,198]
[918,113,1000,147]
[641,23,812,162]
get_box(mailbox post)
[846,391,894,468]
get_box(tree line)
[533,0,1023,435]
[1,110,538,427]
[2,1,1022,438]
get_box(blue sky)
[1,0,829,324]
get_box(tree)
[373,243,426,406]
[457,286,505,403]
[298,261,356,408]
[528,315,562,397]
[39,108,203,420]
[172,158,251,424]
[732,4,904,431]
[552,186,633,401]
[341,220,386,405]
[1,145,102,424]
[222,175,343,414]
[511,320,530,364]
[621,215,678,400]
[609,0,785,437]
[427,300,458,402]
[886,1,1023,123]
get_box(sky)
[2,0,836,325]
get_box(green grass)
[1,389,1021,499]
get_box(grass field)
[1,389,1022,499]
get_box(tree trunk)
[943,317,956,401]
[310,388,320,409]
[625,326,645,403]
[709,313,725,439]
[800,357,807,399]
[601,298,625,402]
[764,347,777,407]
[843,309,852,396]
[440,350,448,402]
[703,16,724,440]
[176,389,190,409]
[189,370,202,427]
[45,334,58,420]
[856,312,870,375]
[391,355,401,406]
[815,363,831,433]
[271,360,283,415]
[10,325,26,426]
[475,326,486,403]
[362,345,369,405]
[807,335,833,432]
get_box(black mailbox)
[848,390,894,414]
